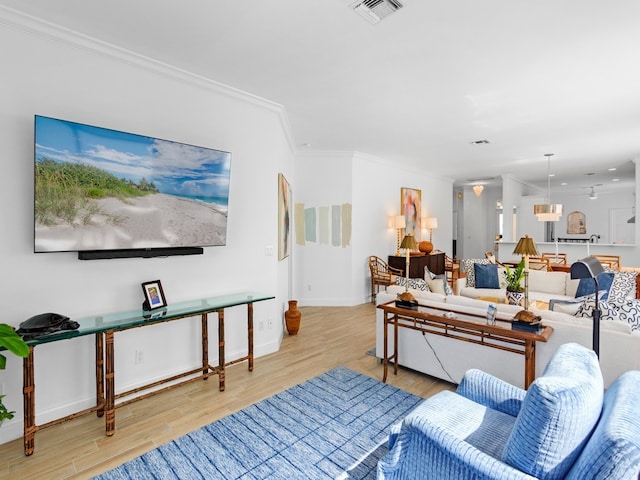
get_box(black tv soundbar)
[78,247,204,260]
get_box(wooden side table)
[388,252,445,278]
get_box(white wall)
[294,151,453,305]
[0,10,295,443]
[459,185,494,259]
[552,190,635,244]
[463,174,640,266]
[502,174,535,243]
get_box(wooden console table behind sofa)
[388,252,445,278]
[14,292,274,456]
[378,300,553,389]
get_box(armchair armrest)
[456,369,525,418]
[378,411,536,480]
[388,265,403,276]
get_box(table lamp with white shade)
[390,215,406,255]
[422,217,438,243]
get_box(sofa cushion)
[550,306,631,334]
[528,270,569,296]
[424,266,454,295]
[574,298,639,332]
[565,277,580,298]
[458,286,505,299]
[502,343,604,480]
[548,292,605,315]
[424,276,446,295]
[608,270,638,303]
[549,298,583,315]
[385,285,447,303]
[474,263,500,289]
[605,299,640,332]
[575,272,615,300]
[565,370,640,480]
[461,258,490,288]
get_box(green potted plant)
[503,259,525,306]
[0,324,29,422]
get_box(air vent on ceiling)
[351,0,404,24]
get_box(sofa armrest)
[456,369,525,417]
[377,411,536,480]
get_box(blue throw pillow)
[474,263,499,289]
[575,272,615,300]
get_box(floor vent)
[351,0,404,24]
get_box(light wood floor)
[0,303,453,479]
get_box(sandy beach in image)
[35,193,227,252]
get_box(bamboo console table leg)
[23,346,35,456]
[393,313,399,376]
[217,309,225,391]
[104,330,115,436]
[96,333,105,417]
[382,311,399,383]
[201,313,209,378]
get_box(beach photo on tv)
[34,115,231,253]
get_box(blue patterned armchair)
[377,342,640,479]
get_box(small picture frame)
[486,304,497,326]
[141,280,167,310]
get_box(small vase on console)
[285,300,301,335]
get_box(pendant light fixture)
[534,153,563,222]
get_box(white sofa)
[456,263,579,303]
[375,287,640,389]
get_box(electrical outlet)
[258,320,264,331]
[267,318,273,329]
[265,245,274,256]
[135,350,144,365]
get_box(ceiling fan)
[588,184,603,200]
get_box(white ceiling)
[3,0,639,194]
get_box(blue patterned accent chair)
[377,342,640,479]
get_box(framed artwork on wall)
[278,173,292,260]
[567,211,586,234]
[401,187,422,237]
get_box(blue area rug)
[94,366,422,479]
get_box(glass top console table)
[10,291,274,456]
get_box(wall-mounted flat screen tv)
[34,115,231,259]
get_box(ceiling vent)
[351,0,404,24]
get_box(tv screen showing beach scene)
[34,115,231,253]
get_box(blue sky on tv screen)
[35,116,231,208]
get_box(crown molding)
[0,5,297,154]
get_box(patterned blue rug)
[94,366,422,479]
